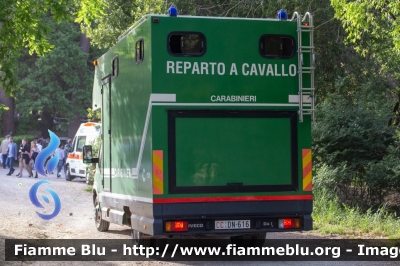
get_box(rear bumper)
[131,199,313,236]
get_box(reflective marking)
[289,95,312,103]
[302,149,312,191]
[153,150,163,194]
[153,103,307,107]
[150,94,176,102]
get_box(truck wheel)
[86,173,93,185]
[230,235,252,247]
[154,238,167,249]
[66,167,74,181]
[95,197,110,232]
[250,233,266,247]
[131,228,151,247]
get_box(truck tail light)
[165,221,188,232]
[278,218,301,229]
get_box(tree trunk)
[41,110,54,138]
[0,88,15,136]
[0,23,15,136]
[80,33,90,54]
[68,33,91,138]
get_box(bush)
[15,115,39,135]
[313,186,400,238]
[86,135,101,185]
[313,89,400,210]
[11,135,37,146]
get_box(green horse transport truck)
[86,7,315,246]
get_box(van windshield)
[76,136,86,152]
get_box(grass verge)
[313,189,400,238]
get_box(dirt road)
[0,168,397,266]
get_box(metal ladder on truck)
[291,12,315,123]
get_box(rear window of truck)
[168,32,206,56]
[260,34,295,59]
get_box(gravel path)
[0,167,397,266]
[0,167,128,240]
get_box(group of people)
[0,135,73,179]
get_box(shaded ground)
[0,167,397,266]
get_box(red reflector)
[172,221,188,231]
[283,219,293,228]
[303,22,309,26]
[153,18,160,23]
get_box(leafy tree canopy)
[331,0,400,77]
[0,0,72,94]
[75,0,165,48]
[16,19,93,136]
[75,0,321,49]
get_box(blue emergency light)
[168,5,178,17]
[277,9,288,21]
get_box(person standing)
[15,142,25,177]
[6,137,18,176]
[42,138,49,149]
[36,140,42,152]
[30,141,39,178]
[17,139,33,178]
[0,135,10,168]
[63,139,72,174]
[56,144,65,178]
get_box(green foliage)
[16,19,94,133]
[74,0,105,26]
[313,86,400,209]
[0,105,8,134]
[11,135,36,146]
[313,186,400,238]
[331,0,400,54]
[87,108,101,122]
[75,0,165,48]
[86,135,101,185]
[15,115,38,135]
[0,0,73,94]
[84,186,93,193]
[331,0,400,80]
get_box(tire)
[131,227,152,247]
[86,173,93,185]
[95,197,110,232]
[250,233,266,247]
[154,238,167,249]
[230,233,265,247]
[65,167,74,181]
[230,235,252,247]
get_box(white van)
[65,122,101,181]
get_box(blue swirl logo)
[35,130,60,177]
[29,180,61,220]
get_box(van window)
[259,34,295,59]
[136,39,144,63]
[168,32,206,56]
[72,137,77,152]
[112,56,118,77]
[77,136,86,152]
